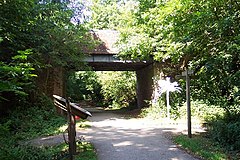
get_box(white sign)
[182,70,194,76]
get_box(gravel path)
[79,108,200,160]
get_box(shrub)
[67,71,103,103]
[0,93,97,160]
[141,99,225,121]
[140,100,166,119]
[177,100,225,121]
[98,71,137,109]
[208,110,240,151]
[0,94,66,159]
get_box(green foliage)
[0,94,63,158]
[74,141,97,160]
[0,94,96,160]
[174,135,228,160]
[0,143,68,160]
[177,100,225,121]
[0,120,12,136]
[0,0,91,68]
[141,99,225,124]
[115,0,240,110]
[140,100,166,119]
[87,0,139,30]
[98,71,137,108]
[67,71,103,102]
[0,0,94,103]
[6,95,66,140]
[67,71,137,108]
[0,139,96,160]
[0,50,36,100]
[207,107,240,151]
[88,0,120,29]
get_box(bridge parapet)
[84,30,153,71]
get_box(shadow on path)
[78,107,200,160]
[24,106,201,160]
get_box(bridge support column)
[136,64,154,108]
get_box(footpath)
[27,107,202,160]
[79,107,201,160]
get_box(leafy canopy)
[0,0,93,100]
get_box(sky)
[68,0,92,24]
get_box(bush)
[177,100,225,121]
[0,94,97,160]
[67,71,103,103]
[208,110,240,151]
[141,99,225,121]
[140,100,166,119]
[0,94,66,151]
[98,71,137,109]
[0,94,63,159]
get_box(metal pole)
[186,70,192,138]
[166,90,170,120]
[66,98,77,160]
[166,77,171,120]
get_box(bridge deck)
[84,30,152,71]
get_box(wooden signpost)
[53,95,92,160]
[66,98,77,158]
[176,69,194,138]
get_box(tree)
[0,49,36,101]
[0,0,93,103]
[87,0,139,30]
[116,0,240,109]
[67,71,103,102]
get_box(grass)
[0,140,97,160]
[140,101,240,159]
[0,96,96,160]
[74,141,97,160]
[173,134,232,160]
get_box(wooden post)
[53,95,92,159]
[66,98,77,160]
[185,70,192,138]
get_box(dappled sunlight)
[77,109,199,160]
[57,125,68,132]
[168,145,178,151]
[114,141,134,147]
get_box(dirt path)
[78,107,200,160]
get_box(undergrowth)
[0,95,96,160]
[141,100,240,159]
[174,134,239,160]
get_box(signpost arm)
[186,70,192,138]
